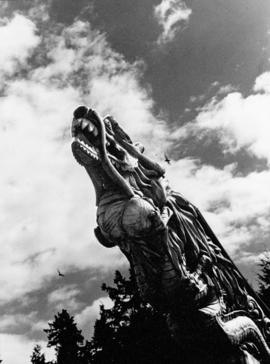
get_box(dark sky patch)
[49,0,93,24]
[169,131,269,174]
[91,0,161,60]
[6,0,270,124]
[148,0,270,121]
[43,0,270,132]
[0,267,119,341]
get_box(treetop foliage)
[30,257,270,364]
[258,252,270,304]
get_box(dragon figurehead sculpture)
[71,106,270,363]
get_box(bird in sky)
[57,269,65,277]
[164,153,171,164]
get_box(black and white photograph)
[0,0,270,363]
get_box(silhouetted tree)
[44,309,85,364]
[30,345,46,364]
[258,252,270,305]
[89,270,180,364]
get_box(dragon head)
[71,106,166,207]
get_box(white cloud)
[179,73,270,163]
[48,286,80,303]
[76,296,114,338]
[0,334,54,364]
[235,251,267,265]
[167,73,270,255]
[32,19,167,144]
[0,14,40,76]
[0,312,37,333]
[31,319,48,334]
[154,0,192,44]
[47,286,82,311]
[0,14,167,305]
[254,71,270,93]
[217,84,237,95]
[166,158,270,254]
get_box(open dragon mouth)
[71,106,128,168]
[71,106,166,202]
[72,117,100,161]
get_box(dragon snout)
[73,105,88,119]
[73,106,101,125]
[71,106,100,139]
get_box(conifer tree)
[44,309,84,364]
[258,252,270,305]
[30,345,46,364]
[89,270,179,363]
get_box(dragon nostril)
[73,106,88,119]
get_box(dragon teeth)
[78,140,99,160]
[88,122,94,132]
[81,119,89,130]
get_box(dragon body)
[71,107,270,363]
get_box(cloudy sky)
[0,0,270,362]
